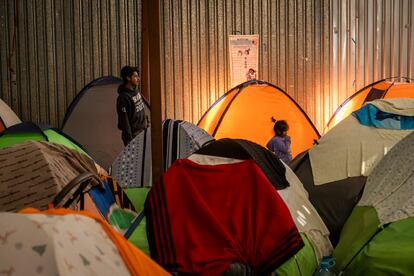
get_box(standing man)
[117,66,147,146]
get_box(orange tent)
[197,80,320,158]
[326,78,414,132]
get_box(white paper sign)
[229,35,259,87]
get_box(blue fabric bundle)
[353,104,414,129]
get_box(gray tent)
[333,131,414,275]
[61,76,150,169]
[289,151,366,246]
[290,105,412,245]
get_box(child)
[266,119,292,164]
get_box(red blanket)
[145,159,303,275]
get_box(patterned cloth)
[162,119,214,170]
[112,127,151,188]
[0,212,130,275]
[111,120,214,188]
[0,209,169,276]
[359,131,414,225]
[0,141,98,212]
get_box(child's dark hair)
[120,65,139,83]
[272,117,289,136]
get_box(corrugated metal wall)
[1,0,414,131]
[160,0,414,132]
[160,0,332,129]
[331,0,414,128]
[0,0,142,127]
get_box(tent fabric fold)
[353,99,414,129]
[280,163,333,261]
[353,104,414,129]
[367,98,414,116]
[195,138,289,190]
[0,98,21,132]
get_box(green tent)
[334,131,414,275]
[0,122,88,156]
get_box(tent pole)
[144,0,163,185]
